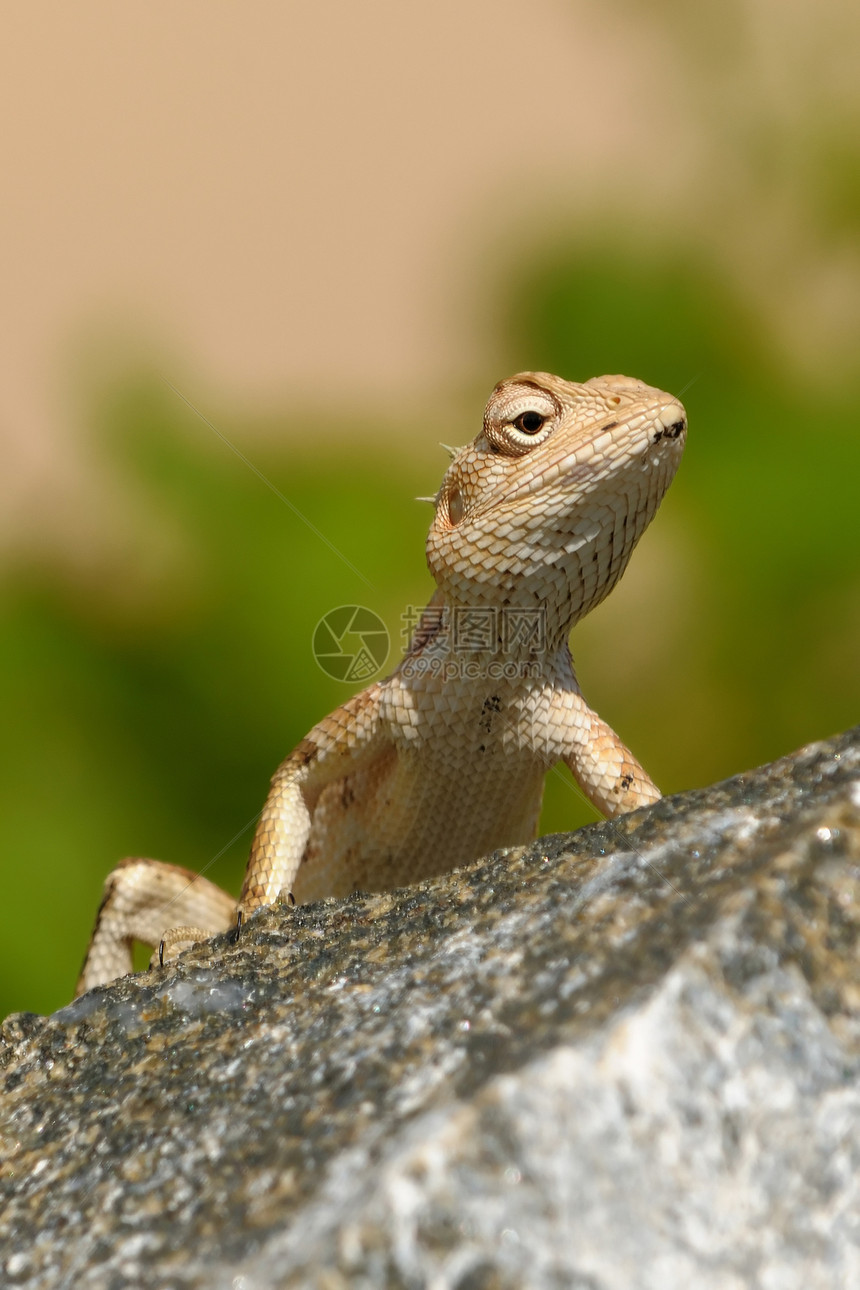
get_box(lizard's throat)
[427,528,643,653]
[413,583,578,665]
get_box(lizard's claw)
[232,890,294,943]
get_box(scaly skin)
[76,372,686,995]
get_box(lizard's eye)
[513,410,546,435]
[483,384,557,455]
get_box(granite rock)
[1,728,858,1289]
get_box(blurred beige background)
[3,0,858,550]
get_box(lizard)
[76,371,687,995]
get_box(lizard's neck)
[404,584,576,673]
[425,514,637,659]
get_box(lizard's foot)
[232,887,295,942]
[76,858,236,996]
[153,925,218,969]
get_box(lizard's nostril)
[665,418,686,440]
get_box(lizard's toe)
[151,925,213,969]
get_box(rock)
[1,728,858,1289]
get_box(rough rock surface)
[1,728,858,1289]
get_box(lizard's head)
[426,371,686,644]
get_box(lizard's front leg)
[238,683,385,918]
[555,689,661,818]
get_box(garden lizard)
[77,371,687,994]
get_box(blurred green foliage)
[2,244,859,1018]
